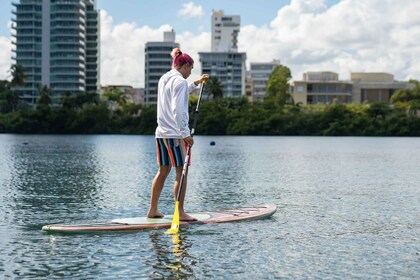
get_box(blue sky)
[94,0,338,34]
[1,0,419,87]
[0,0,341,39]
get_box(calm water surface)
[0,135,419,279]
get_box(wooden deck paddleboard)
[42,204,276,233]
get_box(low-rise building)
[350,73,412,103]
[249,60,280,102]
[292,72,413,105]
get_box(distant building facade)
[12,0,100,105]
[199,52,246,98]
[292,71,414,105]
[211,10,240,52]
[250,60,280,102]
[350,73,412,103]
[245,70,253,102]
[200,10,246,97]
[144,30,179,105]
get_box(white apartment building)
[199,52,246,98]
[211,10,240,52]
[12,0,100,105]
[200,10,245,97]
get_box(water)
[0,134,419,279]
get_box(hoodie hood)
[161,69,182,88]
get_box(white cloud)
[99,0,420,88]
[0,36,12,81]
[177,2,204,19]
[239,0,420,81]
[4,0,419,88]
[100,10,209,87]
[100,10,172,87]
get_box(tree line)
[1,65,420,136]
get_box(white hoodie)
[155,69,197,139]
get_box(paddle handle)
[175,81,206,201]
[190,80,206,137]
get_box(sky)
[0,0,419,88]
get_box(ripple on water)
[0,135,419,279]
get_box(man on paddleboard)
[147,48,208,221]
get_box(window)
[296,86,304,93]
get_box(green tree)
[70,103,111,133]
[0,89,20,113]
[103,88,127,110]
[0,64,26,112]
[265,65,293,105]
[137,105,157,134]
[196,101,227,135]
[61,91,76,110]
[37,85,52,109]
[391,88,416,103]
[75,92,101,107]
[391,81,420,115]
[205,76,223,99]
[10,64,26,87]
[0,80,9,91]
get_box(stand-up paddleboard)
[42,204,276,234]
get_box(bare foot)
[179,212,198,221]
[147,210,164,218]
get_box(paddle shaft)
[175,82,205,202]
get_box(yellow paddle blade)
[165,201,180,234]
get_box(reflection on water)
[147,232,194,278]
[0,134,419,279]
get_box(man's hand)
[194,74,209,86]
[200,74,209,83]
[183,136,194,147]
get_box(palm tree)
[37,85,52,109]
[61,91,76,110]
[205,76,223,99]
[103,88,127,110]
[76,92,101,107]
[10,64,26,87]
[0,65,26,112]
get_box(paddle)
[166,80,207,234]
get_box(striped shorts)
[155,138,190,167]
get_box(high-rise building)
[211,10,240,52]
[199,52,246,98]
[12,0,100,105]
[250,60,281,102]
[200,10,246,97]
[144,30,179,105]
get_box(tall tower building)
[12,0,100,105]
[211,10,240,52]
[144,30,179,105]
[200,10,245,97]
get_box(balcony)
[51,15,85,24]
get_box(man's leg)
[147,165,171,218]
